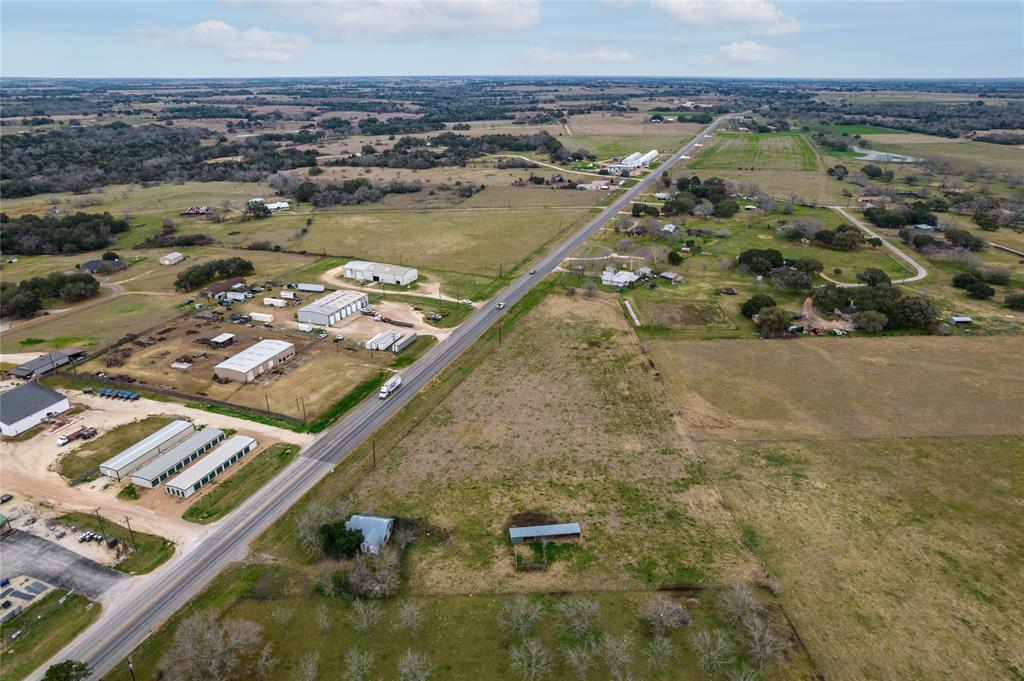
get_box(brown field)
[649,336,1024,442]
[78,317,388,420]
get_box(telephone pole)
[124,516,138,550]
[93,508,109,540]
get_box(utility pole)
[127,657,137,681]
[265,394,271,412]
[124,516,138,550]
[93,508,109,541]
[299,396,307,423]
[372,439,376,470]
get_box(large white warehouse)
[214,340,295,383]
[296,290,369,327]
[342,261,418,286]
[99,419,195,480]
[130,428,226,489]
[0,382,71,437]
[165,435,257,499]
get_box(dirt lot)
[78,316,390,420]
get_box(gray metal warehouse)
[296,290,368,327]
[165,435,257,498]
[341,261,418,286]
[213,339,295,383]
[98,420,195,480]
[129,428,226,489]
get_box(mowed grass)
[869,138,1023,173]
[706,436,1024,681]
[690,133,819,171]
[0,592,100,681]
[182,444,298,524]
[58,416,174,480]
[57,512,175,575]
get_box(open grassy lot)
[58,415,176,480]
[706,436,1024,681]
[0,592,100,681]
[58,511,175,575]
[690,133,819,172]
[182,443,298,524]
[868,137,1023,173]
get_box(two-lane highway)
[32,115,728,680]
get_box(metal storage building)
[165,435,257,499]
[0,383,71,437]
[10,349,87,379]
[297,290,368,327]
[341,261,418,286]
[130,428,226,489]
[366,330,401,351]
[159,252,185,266]
[209,333,235,348]
[637,149,659,166]
[509,523,582,544]
[214,340,295,383]
[345,515,394,554]
[99,420,195,480]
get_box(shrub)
[1005,293,1024,310]
[965,281,996,299]
[319,522,363,559]
[852,310,888,333]
[741,294,777,318]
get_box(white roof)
[343,261,417,278]
[100,420,193,472]
[210,333,235,344]
[162,251,184,260]
[165,435,256,490]
[214,340,294,374]
[622,152,642,165]
[298,290,367,316]
[131,428,224,482]
[345,515,394,550]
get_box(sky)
[1,0,1022,79]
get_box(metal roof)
[343,261,417,278]
[297,290,367,316]
[210,333,235,344]
[99,420,194,472]
[508,523,581,540]
[10,350,85,378]
[165,435,257,490]
[131,428,225,482]
[345,515,394,550]
[214,340,294,374]
[0,382,68,425]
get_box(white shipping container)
[250,312,274,323]
[279,290,296,300]
[297,283,325,292]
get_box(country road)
[823,206,929,287]
[28,115,730,681]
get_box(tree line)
[174,258,254,291]
[0,212,130,255]
[1,271,101,318]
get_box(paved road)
[0,530,127,599]
[32,115,729,680]
[825,206,929,287]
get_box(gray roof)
[165,435,257,490]
[99,420,194,473]
[10,350,85,378]
[508,523,581,541]
[0,382,68,425]
[131,428,225,482]
[345,515,394,550]
[214,340,294,374]
[297,290,367,317]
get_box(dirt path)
[799,297,854,331]
[489,154,610,178]
[826,206,928,286]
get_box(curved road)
[31,116,730,680]
[825,206,928,287]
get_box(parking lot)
[0,530,126,600]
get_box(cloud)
[651,0,799,36]
[526,46,636,65]
[703,40,789,63]
[132,20,310,62]
[258,0,541,38]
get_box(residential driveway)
[0,530,127,599]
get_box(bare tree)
[555,596,599,642]
[314,603,331,634]
[348,547,401,598]
[350,600,383,638]
[644,635,676,674]
[509,638,552,681]
[716,583,761,626]
[271,604,294,625]
[297,507,324,557]
[728,666,759,681]
[317,563,336,597]
[255,643,279,681]
[397,649,434,681]
[395,600,424,634]
[160,612,264,681]
[342,647,375,681]
[563,642,597,680]
[744,615,788,669]
[498,595,543,639]
[293,652,319,681]
[599,633,634,681]
[639,596,690,637]
[689,629,733,676]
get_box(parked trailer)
[392,333,418,354]
[250,312,274,324]
[378,374,401,399]
[297,283,325,293]
[279,290,297,300]
[263,297,287,308]
[297,323,313,333]
[366,330,401,351]
[381,317,414,328]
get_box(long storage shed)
[296,290,368,327]
[214,340,295,383]
[129,428,226,489]
[165,435,257,499]
[99,420,195,480]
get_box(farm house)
[98,420,196,480]
[213,340,295,383]
[129,428,226,489]
[341,260,418,286]
[296,290,368,327]
[0,382,71,437]
[164,435,257,498]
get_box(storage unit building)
[165,435,257,498]
[366,330,401,351]
[159,252,185,266]
[341,261,418,286]
[130,428,226,489]
[297,290,368,327]
[213,340,295,383]
[0,383,71,437]
[99,420,195,480]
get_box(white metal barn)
[341,261,418,286]
[637,149,659,166]
[0,382,71,437]
[214,340,295,383]
[296,290,368,327]
[130,428,226,489]
[165,435,258,499]
[99,420,195,480]
[159,251,184,266]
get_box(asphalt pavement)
[0,530,126,599]
[31,115,729,680]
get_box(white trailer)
[297,283,325,293]
[225,291,246,302]
[279,290,297,300]
[378,374,401,399]
[250,312,274,323]
[366,330,400,351]
[297,323,313,333]
[263,297,287,308]
[392,332,418,354]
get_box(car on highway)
[529,269,536,274]
[496,302,506,309]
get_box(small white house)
[0,382,71,437]
[654,192,672,200]
[601,269,640,288]
[159,251,185,266]
[345,515,395,555]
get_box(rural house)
[345,515,395,554]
